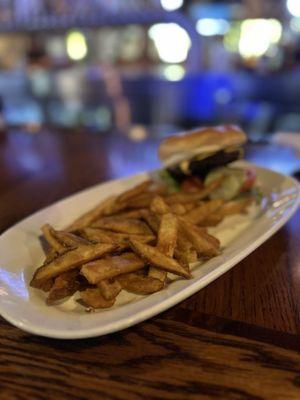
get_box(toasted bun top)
[158,125,247,166]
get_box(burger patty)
[168,150,241,182]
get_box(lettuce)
[158,169,180,193]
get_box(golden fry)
[118,272,164,295]
[150,196,170,215]
[199,213,223,227]
[98,279,122,300]
[31,243,117,286]
[178,218,220,257]
[174,233,197,265]
[84,227,155,245]
[80,288,116,309]
[46,269,81,305]
[116,180,152,204]
[184,199,224,224]
[174,247,197,266]
[165,181,220,205]
[141,210,160,233]
[169,203,186,215]
[129,239,190,278]
[149,213,177,282]
[81,253,145,284]
[66,195,117,232]
[82,228,115,244]
[42,224,65,253]
[92,217,152,235]
[54,230,90,247]
[220,198,253,216]
[116,209,148,219]
[148,267,167,282]
[157,213,177,258]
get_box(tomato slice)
[181,177,204,193]
[242,168,256,191]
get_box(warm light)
[66,31,88,61]
[128,125,148,142]
[149,23,191,63]
[239,19,282,58]
[287,0,300,17]
[163,64,185,81]
[196,18,230,37]
[160,0,184,11]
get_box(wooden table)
[0,128,300,400]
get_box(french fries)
[83,227,155,246]
[118,273,164,295]
[46,270,82,305]
[81,253,145,284]
[184,199,224,224]
[98,279,122,300]
[92,217,152,235]
[80,288,116,309]
[149,213,178,282]
[66,195,118,232]
[42,224,65,253]
[129,239,191,278]
[178,218,220,257]
[31,174,254,309]
[116,180,152,203]
[31,243,117,287]
[165,180,221,205]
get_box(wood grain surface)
[0,128,300,399]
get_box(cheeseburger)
[158,125,258,201]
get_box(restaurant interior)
[1,2,300,399]
[0,0,299,143]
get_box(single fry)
[116,180,152,204]
[80,288,116,309]
[150,196,170,215]
[82,228,115,244]
[46,269,81,305]
[169,203,186,215]
[66,195,117,232]
[92,217,152,235]
[42,224,65,253]
[31,243,117,287]
[184,199,224,224]
[54,230,90,247]
[81,253,145,284]
[178,218,220,257]
[84,228,155,245]
[174,247,197,266]
[148,267,167,282]
[118,272,164,295]
[165,180,221,205]
[124,193,156,209]
[98,279,122,300]
[199,213,223,227]
[157,213,177,257]
[141,210,160,233]
[149,213,177,282]
[220,198,253,216]
[116,209,148,219]
[175,234,197,265]
[129,239,190,279]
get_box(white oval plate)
[0,162,299,339]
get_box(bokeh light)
[148,23,191,63]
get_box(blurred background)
[0,0,300,141]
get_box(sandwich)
[158,125,259,201]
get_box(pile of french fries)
[30,179,252,309]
